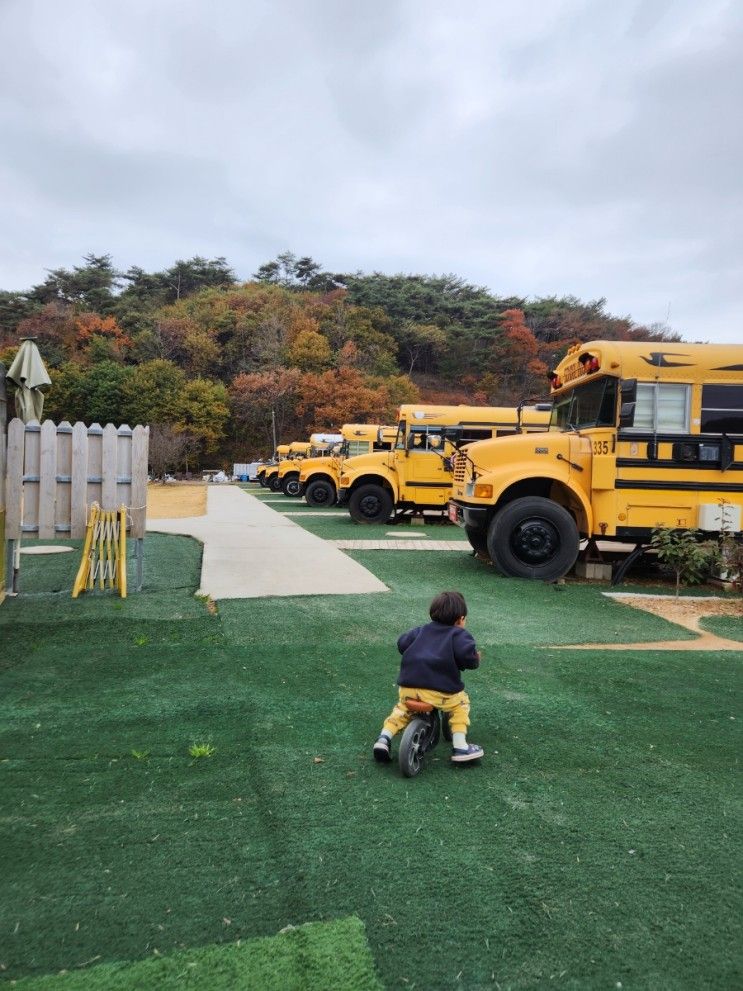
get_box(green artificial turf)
[289,513,464,542]
[12,917,382,991]
[700,614,743,641]
[1,534,741,989]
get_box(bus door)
[402,425,453,506]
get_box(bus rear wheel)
[258,474,267,487]
[349,484,394,524]
[305,479,336,506]
[282,475,303,497]
[487,497,578,581]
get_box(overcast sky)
[1,0,741,343]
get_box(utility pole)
[271,409,277,457]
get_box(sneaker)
[451,743,484,763]
[373,736,392,763]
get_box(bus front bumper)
[448,501,490,529]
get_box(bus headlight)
[474,483,493,499]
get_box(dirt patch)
[147,482,207,519]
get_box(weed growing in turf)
[189,742,216,759]
[133,633,151,647]
[131,749,150,761]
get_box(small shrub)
[189,742,216,759]
[133,634,150,647]
[717,500,743,596]
[650,527,718,596]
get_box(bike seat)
[404,699,435,713]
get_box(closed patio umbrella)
[5,339,52,593]
[6,338,52,423]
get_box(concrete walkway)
[330,539,471,551]
[147,486,388,600]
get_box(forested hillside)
[0,252,679,468]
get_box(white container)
[698,502,741,531]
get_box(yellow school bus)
[298,424,397,506]
[338,404,551,523]
[261,444,292,490]
[449,340,743,580]
[272,440,315,494]
[277,434,343,496]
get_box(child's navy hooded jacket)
[396,621,480,694]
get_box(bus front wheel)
[487,497,578,581]
[282,475,303,497]
[349,484,393,524]
[269,475,281,492]
[305,479,336,506]
[465,525,489,557]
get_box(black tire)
[268,474,281,492]
[305,478,336,507]
[441,711,452,743]
[487,497,579,581]
[281,474,303,497]
[399,718,433,778]
[258,473,267,488]
[349,484,394,524]
[465,525,489,556]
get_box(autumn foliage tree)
[1,251,683,468]
[484,309,549,404]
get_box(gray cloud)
[0,0,740,342]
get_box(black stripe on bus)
[616,458,743,471]
[615,479,743,492]
[408,481,454,488]
[617,431,743,443]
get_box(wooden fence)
[4,419,149,540]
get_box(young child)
[373,590,484,764]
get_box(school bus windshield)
[550,377,618,431]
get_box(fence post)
[70,422,88,539]
[102,423,118,510]
[38,420,57,539]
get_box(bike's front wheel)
[399,718,433,778]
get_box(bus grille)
[453,451,468,484]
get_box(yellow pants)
[383,687,471,737]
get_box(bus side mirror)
[619,402,636,428]
[721,435,733,472]
[619,379,637,428]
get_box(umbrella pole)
[11,537,20,594]
[9,490,23,593]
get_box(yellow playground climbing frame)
[72,503,128,598]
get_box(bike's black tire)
[349,484,394,525]
[281,474,303,497]
[268,475,282,492]
[441,711,453,743]
[486,496,579,581]
[399,717,432,778]
[305,479,336,507]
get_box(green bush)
[650,527,718,596]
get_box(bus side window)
[629,383,690,433]
[701,385,743,433]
